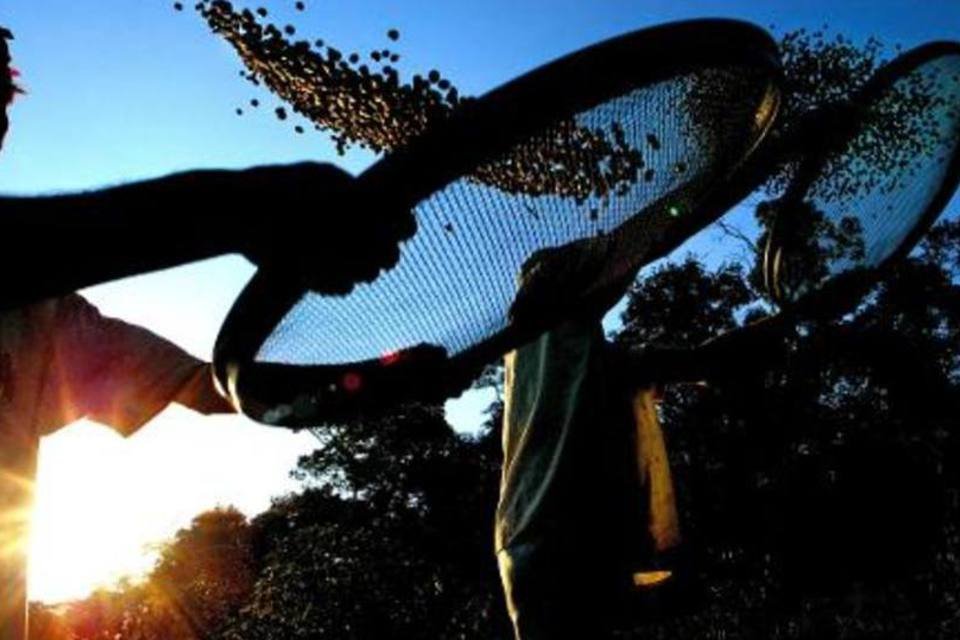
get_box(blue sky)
[3,1,959,193]
[0,0,957,602]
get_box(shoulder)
[49,293,103,323]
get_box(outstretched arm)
[4,32,395,307]
[609,315,791,386]
[172,365,235,416]
[0,162,401,309]
[48,294,233,436]
[0,169,244,308]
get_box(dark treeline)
[29,217,960,639]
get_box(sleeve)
[47,294,230,436]
[629,386,681,555]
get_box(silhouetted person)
[0,29,231,640]
[0,27,392,640]
[499,242,681,639]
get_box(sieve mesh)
[256,64,776,365]
[776,52,960,303]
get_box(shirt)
[0,293,217,640]
[495,317,681,639]
[0,293,210,441]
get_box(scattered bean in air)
[194,0,728,201]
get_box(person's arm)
[609,315,791,386]
[171,363,236,416]
[0,162,402,309]
[0,169,238,308]
[49,294,233,436]
[509,232,638,332]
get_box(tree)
[607,220,960,638]
[29,508,256,640]
[218,404,510,640]
[148,507,256,637]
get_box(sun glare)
[26,407,314,605]
[28,421,162,603]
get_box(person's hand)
[508,233,634,325]
[174,364,237,416]
[232,162,410,294]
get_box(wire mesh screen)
[775,53,960,303]
[256,64,777,366]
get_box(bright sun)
[28,421,164,604]
[26,406,314,605]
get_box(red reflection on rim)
[380,350,402,366]
[342,372,363,393]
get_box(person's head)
[1,26,20,151]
